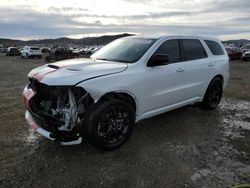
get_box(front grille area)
[26,78,94,142]
[29,110,55,132]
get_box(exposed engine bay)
[26,79,93,144]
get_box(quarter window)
[205,40,224,55]
[181,39,207,61]
[154,39,181,63]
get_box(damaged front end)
[23,79,93,145]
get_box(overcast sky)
[0,0,249,40]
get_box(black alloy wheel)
[202,77,223,109]
[97,105,130,145]
[86,99,135,150]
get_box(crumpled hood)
[28,58,128,85]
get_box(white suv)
[21,46,42,59]
[23,35,229,150]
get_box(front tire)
[202,77,223,109]
[85,99,135,150]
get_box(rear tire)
[202,77,223,109]
[85,99,135,150]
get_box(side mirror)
[147,54,170,67]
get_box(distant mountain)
[222,39,250,47]
[1,35,249,48]
[0,33,134,47]
[0,39,22,47]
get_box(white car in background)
[241,44,250,61]
[23,35,229,150]
[21,46,42,59]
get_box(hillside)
[1,35,249,47]
[0,33,134,47]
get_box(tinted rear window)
[181,39,207,61]
[31,48,39,50]
[205,40,224,55]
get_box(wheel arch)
[96,91,138,114]
[212,74,224,85]
[201,74,224,109]
[202,74,224,101]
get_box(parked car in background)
[72,49,80,56]
[240,44,250,53]
[6,47,21,56]
[239,44,250,61]
[225,47,242,60]
[79,47,97,55]
[79,48,86,54]
[242,50,250,61]
[0,48,8,53]
[92,47,102,54]
[45,46,79,62]
[21,46,42,59]
[23,35,229,150]
[41,47,51,53]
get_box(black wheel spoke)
[97,105,130,145]
[112,125,126,136]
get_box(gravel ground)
[0,54,249,188]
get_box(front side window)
[92,38,156,63]
[205,40,224,55]
[154,39,181,63]
[181,39,207,61]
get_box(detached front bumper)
[25,111,55,141]
[22,85,82,145]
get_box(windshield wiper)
[95,58,112,61]
[95,58,130,63]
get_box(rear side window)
[154,39,180,63]
[205,40,224,55]
[181,39,207,61]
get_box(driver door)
[144,39,187,113]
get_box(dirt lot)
[0,54,249,188]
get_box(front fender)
[76,71,146,117]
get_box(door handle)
[176,67,184,72]
[208,63,214,67]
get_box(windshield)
[91,38,156,63]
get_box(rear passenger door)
[180,38,214,99]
